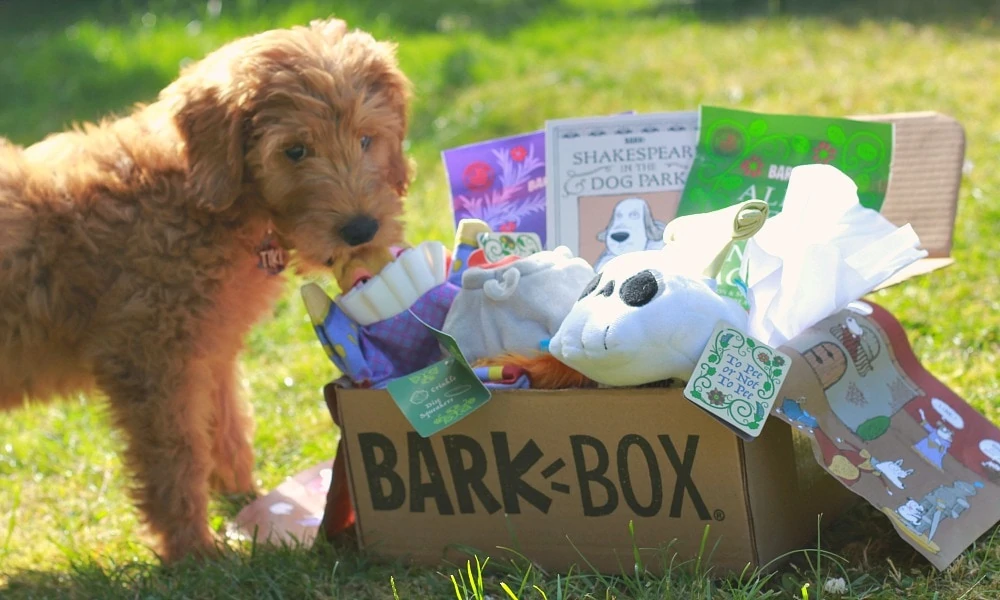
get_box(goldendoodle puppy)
[0,17,411,562]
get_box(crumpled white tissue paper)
[744,164,928,347]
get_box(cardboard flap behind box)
[335,385,855,574]
[854,112,965,288]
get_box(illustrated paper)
[773,300,1000,570]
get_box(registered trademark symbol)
[713,509,726,522]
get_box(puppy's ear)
[374,60,413,198]
[388,146,413,197]
[175,86,246,212]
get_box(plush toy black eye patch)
[579,274,601,300]
[620,269,660,307]
[598,280,615,297]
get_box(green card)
[476,232,543,263]
[385,311,491,438]
[676,105,894,218]
[683,322,792,441]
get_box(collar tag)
[256,232,287,276]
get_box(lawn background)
[1,0,999,598]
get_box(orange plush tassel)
[473,352,597,390]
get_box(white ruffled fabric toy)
[334,241,448,325]
[549,164,928,387]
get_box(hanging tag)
[385,310,492,437]
[256,232,287,276]
[683,322,792,441]
[714,240,751,310]
[476,232,543,263]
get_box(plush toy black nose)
[340,215,379,246]
[610,232,630,243]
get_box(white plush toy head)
[548,248,749,387]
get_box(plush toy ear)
[483,268,521,301]
[552,245,574,260]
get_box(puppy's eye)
[284,144,307,162]
[360,135,372,151]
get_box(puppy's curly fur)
[0,18,411,562]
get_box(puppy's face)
[170,19,412,273]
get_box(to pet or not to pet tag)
[683,322,792,441]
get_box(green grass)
[1,0,999,597]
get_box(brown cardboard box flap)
[853,112,965,261]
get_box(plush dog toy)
[441,245,595,364]
[548,251,750,387]
[549,165,927,388]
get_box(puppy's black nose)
[611,232,630,243]
[340,215,379,246]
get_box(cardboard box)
[857,112,965,287]
[329,383,855,573]
[235,111,970,573]
[314,113,969,573]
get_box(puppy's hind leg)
[96,350,218,563]
[207,358,258,497]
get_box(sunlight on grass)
[1,0,999,598]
